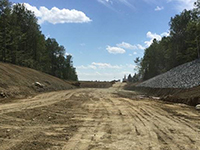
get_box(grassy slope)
[0,62,75,100]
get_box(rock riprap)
[137,59,200,89]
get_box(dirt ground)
[0,83,200,150]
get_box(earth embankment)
[0,62,75,100]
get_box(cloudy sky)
[11,0,196,81]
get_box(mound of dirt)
[0,62,75,100]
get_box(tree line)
[0,0,78,81]
[130,0,200,82]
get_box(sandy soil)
[0,83,200,150]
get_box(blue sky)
[10,0,196,81]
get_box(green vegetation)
[0,0,78,81]
[131,0,200,82]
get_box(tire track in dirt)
[110,95,200,150]
[0,89,89,150]
[0,83,200,150]
[0,90,76,115]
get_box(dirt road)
[0,83,200,150]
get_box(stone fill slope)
[137,59,200,89]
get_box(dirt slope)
[0,83,199,150]
[0,62,75,100]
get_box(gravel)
[137,59,200,89]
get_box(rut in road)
[0,83,200,150]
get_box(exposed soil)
[0,83,200,150]
[0,62,75,100]
[0,62,114,101]
[124,83,200,106]
[79,81,114,88]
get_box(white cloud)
[155,6,164,11]
[76,65,97,70]
[109,32,169,53]
[126,64,136,69]
[92,62,122,69]
[76,63,136,81]
[144,31,169,47]
[145,32,161,47]
[77,71,121,81]
[77,71,136,81]
[146,31,162,40]
[65,52,70,56]
[77,62,122,70]
[161,32,170,37]
[23,3,42,17]
[65,52,73,56]
[137,44,145,50]
[106,46,126,54]
[76,62,135,70]
[23,3,92,24]
[117,42,137,50]
[117,42,145,50]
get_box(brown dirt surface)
[0,83,200,150]
[124,83,200,106]
[79,81,113,88]
[0,62,75,100]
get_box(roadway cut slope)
[0,62,74,100]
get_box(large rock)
[34,82,44,88]
[0,91,6,98]
[195,104,200,110]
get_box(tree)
[169,9,199,65]
[11,3,44,68]
[0,0,11,62]
[134,2,200,81]
[127,74,132,82]
[195,0,200,10]
[0,0,78,81]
